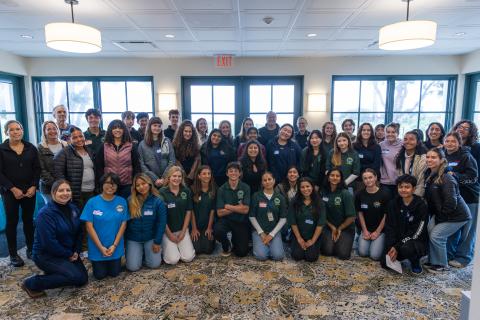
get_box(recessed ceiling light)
[20,34,33,39]
[455,32,466,37]
[307,33,317,38]
[165,34,175,38]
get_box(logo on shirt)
[116,205,124,213]
[274,197,281,206]
[346,157,353,165]
[373,201,381,208]
[181,192,187,200]
[237,190,244,199]
[334,197,342,206]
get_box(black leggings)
[320,228,355,260]
[381,240,426,268]
[2,191,36,255]
[290,237,321,262]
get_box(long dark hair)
[323,167,347,193]
[276,123,295,142]
[173,120,200,161]
[322,121,337,142]
[353,122,377,148]
[240,139,266,172]
[203,128,228,158]
[104,119,131,144]
[280,165,299,194]
[293,177,322,221]
[453,120,478,146]
[395,130,427,170]
[305,130,323,165]
[425,122,445,146]
[191,165,216,202]
[144,117,164,147]
[238,117,253,141]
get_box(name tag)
[93,210,103,216]
[220,150,225,155]
[85,140,92,145]
[358,154,364,159]
[156,149,161,153]
[259,202,267,208]
[167,203,176,208]
[382,149,389,154]
[267,211,274,222]
[305,219,314,225]
[322,197,329,202]
[361,204,368,209]
[144,210,153,216]
[448,162,458,167]
[274,150,280,155]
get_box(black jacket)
[424,170,471,224]
[0,140,41,193]
[353,143,382,177]
[54,145,96,205]
[38,142,67,194]
[384,195,428,251]
[446,147,479,203]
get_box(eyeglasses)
[103,181,118,187]
[457,125,470,131]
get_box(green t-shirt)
[192,190,215,230]
[326,149,360,179]
[159,186,193,232]
[288,201,326,240]
[322,188,356,229]
[216,181,251,223]
[83,128,105,155]
[300,147,324,185]
[249,191,287,233]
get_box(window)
[33,77,154,138]
[182,76,302,136]
[0,74,27,141]
[332,76,457,136]
[463,73,480,124]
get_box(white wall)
[461,49,480,74]
[27,55,462,132]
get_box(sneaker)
[426,265,449,273]
[20,281,46,299]
[10,254,25,267]
[448,260,465,268]
[411,260,423,274]
[423,262,433,269]
[26,249,32,260]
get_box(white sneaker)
[80,251,88,259]
[448,260,464,268]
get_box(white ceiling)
[0,0,479,58]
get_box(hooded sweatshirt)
[445,146,479,204]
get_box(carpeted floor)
[0,247,472,319]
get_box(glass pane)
[392,113,418,136]
[191,113,213,135]
[213,114,235,134]
[100,82,126,112]
[276,113,294,127]
[393,80,421,112]
[272,85,294,113]
[102,113,122,129]
[333,81,360,112]
[474,112,480,125]
[0,81,15,112]
[41,81,67,112]
[191,86,212,113]
[127,81,153,113]
[332,112,359,132]
[213,86,235,113]
[359,113,386,128]
[475,83,480,112]
[420,80,448,112]
[0,113,17,142]
[67,82,94,113]
[250,85,271,113]
[360,81,387,112]
[249,114,267,130]
[69,113,88,131]
[419,113,446,133]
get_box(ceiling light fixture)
[307,33,317,38]
[455,32,466,37]
[165,34,175,38]
[20,34,33,39]
[379,0,436,50]
[44,0,102,53]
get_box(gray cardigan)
[138,137,176,182]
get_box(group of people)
[0,104,478,298]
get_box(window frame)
[32,76,155,139]
[463,72,480,121]
[181,76,303,133]
[331,74,457,132]
[0,72,28,142]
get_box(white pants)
[162,231,195,265]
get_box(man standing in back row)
[258,111,279,146]
[164,109,179,141]
[53,104,74,142]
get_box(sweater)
[125,194,167,244]
[379,139,403,186]
[138,137,176,182]
[258,124,280,146]
[446,147,480,203]
[266,139,302,183]
[32,201,82,258]
[0,140,41,193]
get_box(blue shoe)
[411,260,423,274]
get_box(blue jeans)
[252,232,284,261]
[428,217,468,267]
[125,239,162,271]
[358,232,385,261]
[25,254,88,291]
[91,258,122,280]
[447,203,479,265]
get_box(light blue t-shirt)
[80,195,129,261]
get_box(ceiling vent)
[112,41,157,51]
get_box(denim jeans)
[125,239,162,271]
[428,217,468,267]
[447,202,479,265]
[91,258,122,280]
[252,232,284,261]
[25,254,88,291]
[358,232,385,261]
[320,228,355,260]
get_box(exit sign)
[214,55,234,68]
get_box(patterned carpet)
[0,247,472,319]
